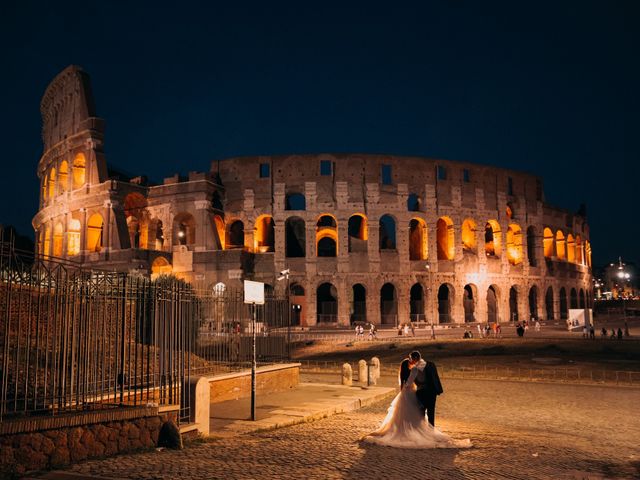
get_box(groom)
[407,350,443,427]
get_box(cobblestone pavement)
[66,379,640,480]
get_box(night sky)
[1,1,638,268]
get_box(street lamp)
[277,269,291,357]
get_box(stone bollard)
[369,357,380,385]
[358,359,368,386]
[342,363,353,386]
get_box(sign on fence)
[244,280,265,305]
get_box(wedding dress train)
[363,384,472,449]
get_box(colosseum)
[33,65,593,327]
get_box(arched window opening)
[509,286,518,323]
[48,167,56,199]
[379,215,396,250]
[53,223,64,257]
[527,227,537,267]
[570,288,578,309]
[461,219,477,253]
[380,283,398,325]
[543,227,554,258]
[59,161,69,193]
[585,241,592,267]
[485,220,501,257]
[42,175,48,203]
[87,213,103,253]
[72,153,86,189]
[127,216,141,249]
[255,215,275,253]
[463,284,476,323]
[407,193,421,212]
[438,284,453,323]
[409,218,427,260]
[545,287,554,321]
[285,217,305,257]
[317,215,336,228]
[559,287,568,319]
[43,225,51,256]
[506,224,523,265]
[173,213,196,246]
[317,283,337,323]
[437,217,455,260]
[348,214,368,253]
[226,220,244,249]
[213,282,226,296]
[579,289,585,309]
[575,235,584,265]
[410,283,424,322]
[567,234,576,263]
[487,285,499,324]
[150,219,164,251]
[351,284,367,324]
[285,192,306,210]
[151,257,172,276]
[556,231,566,260]
[212,215,225,250]
[529,286,538,321]
[317,236,337,257]
[67,218,81,256]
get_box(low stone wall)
[0,406,176,477]
[208,363,300,403]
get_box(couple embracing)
[364,351,471,449]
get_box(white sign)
[228,269,243,280]
[244,280,265,305]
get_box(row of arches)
[543,228,592,266]
[40,213,104,256]
[42,153,87,201]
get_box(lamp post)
[277,269,291,358]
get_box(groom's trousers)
[416,390,437,427]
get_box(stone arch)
[285,192,306,211]
[585,240,592,267]
[380,283,398,325]
[486,285,499,324]
[86,213,103,253]
[52,222,64,257]
[316,282,337,323]
[407,193,421,212]
[316,214,338,257]
[124,193,149,249]
[285,216,305,257]
[67,217,81,256]
[351,283,367,324]
[575,235,584,265]
[59,160,69,192]
[226,220,244,249]
[559,287,568,319]
[42,174,48,203]
[438,283,454,323]
[556,231,566,260]
[348,214,368,253]
[461,218,477,253]
[174,212,196,246]
[527,226,537,267]
[529,285,539,320]
[543,227,554,258]
[463,284,477,323]
[379,214,397,250]
[43,224,51,256]
[255,215,275,253]
[212,214,225,250]
[72,153,86,189]
[127,215,141,248]
[409,218,427,260]
[151,257,172,276]
[579,289,586,309]
[410,283,425,322]
[509,286,519,323]
[485,220,502,257]
[436,217,455,260]
[48,167,56,199]
[506,224,523,265]
[570,288,578,309]
[545,287,554,321]
[567,234,575,263]
[149,219,164,251]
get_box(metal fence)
[0,231,291,423]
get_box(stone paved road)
[66,379,640,480]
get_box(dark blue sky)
[1,1,638,267]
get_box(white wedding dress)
[363,383,472,449]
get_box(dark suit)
[414,360,443,427]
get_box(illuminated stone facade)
[33,66,593,327]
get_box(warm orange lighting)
[567,234,575,263]
[543,227,554,257]
[437,217,454,260]
[255,215,275,252]
[506,223,522,265]
[73,153,86,189]
[43,225,51,256]
[87,213,104,253]
[53,223,63,257]
[151,257,172,276]
[59,161,69,193]
[485,220,502,257]
[409,218,427,260]
[461,218,477,253]
[555,230,566,260]
[67,218,81,255]
[48,167,56,199]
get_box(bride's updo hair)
[399,358,411,386]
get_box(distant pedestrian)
[430,323,436,339]
[516,323,525,337]
[403,324,410,336]
[617,328,623,340]
[601,327,607,338]
[582,326,588,338]
[610,329,617,340]
[589,326,595,339]
[477,324,484,338]
[534,320,541,332]
[368,323,377,340]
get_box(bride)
[363,357,471,449]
